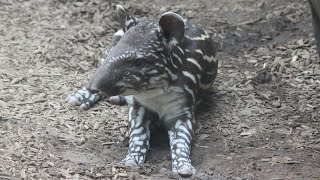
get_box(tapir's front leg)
[65,87,103,110]
[120,96,157,165]
[166,106,196,177]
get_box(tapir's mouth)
[118,88,141,96]
[98,85,125,97]
[88,83,124,98]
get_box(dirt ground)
[1,0,320,179]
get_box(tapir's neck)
[131,88,187,119]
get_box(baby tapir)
[66,5,218,177]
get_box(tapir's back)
[170,20,218,92]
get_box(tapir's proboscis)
[66,5,218,177]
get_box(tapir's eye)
[134,59,144,67]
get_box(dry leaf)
[240,129,256,137]
[198,134,210,141]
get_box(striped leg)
[168,110,196,177]
[122,99,152,165]
[65,87,102,110]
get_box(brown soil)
[1,0,320,179]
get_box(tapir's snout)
[86,66,123,97]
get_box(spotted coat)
[66,5,218,177]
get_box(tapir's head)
[87,5,186,96]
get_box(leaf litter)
[0,0,320,179]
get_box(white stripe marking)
[166,67,178,80]
[177,132,191,143]
[140,133,147,140]
[141,148,147,153]
[184,85,195,103]
[182,71,197,84]
[203,55,216,63]
[176,143,187,148]
[129,107,134,126]
[132,75,141,82]
[176,46,184,54]
[125,19,134,27]
[151,54,159,59]
[178,125,191,136]
[131,136,140,142]
[187,120,192,130]
[135,108,145,127]
[195,49,203,55]
[185,34,210,41]
[176,148,181,154]
[175,120,182,129]
[186,58,202,70]
[168,130,174,146]
[131,126,143,135]
[172,53,183,64]
[114,29,124,36]
[135,140,143,146]
[173,139,187,145]
[170,54,178,69]
[146,69,159,75]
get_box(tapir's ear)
[159,12,185,48]
[116,5,138,32]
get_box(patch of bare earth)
[0,0,319,179]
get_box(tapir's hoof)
[66,95,81,106]
[173,164,196,178]
[124,160,137,166]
